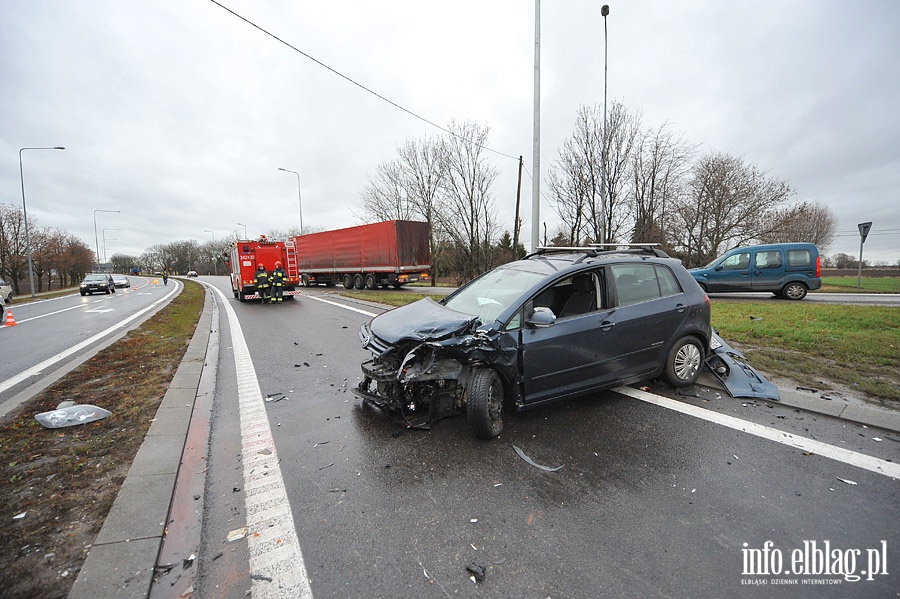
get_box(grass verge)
[820,276,900,293]
[711,301,899,404]
[0,280,205,599]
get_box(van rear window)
[787,249,812,267]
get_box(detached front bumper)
[706,331,781,401]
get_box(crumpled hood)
[369,297,478,345]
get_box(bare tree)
[759,200,838,251]
[669,152,794,267]
[0,203,30,293]
[440,120,500,280]
[358,159,415,222]
[600,102,640,243]
[630,123,695,245]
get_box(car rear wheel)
[342,274,354,289]
[663,336,704,387]
[781,282,808,300]
[467,368,504,439]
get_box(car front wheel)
[663,336,704,387]
[781,282,808,300]
[467,368,504,439]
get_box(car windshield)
[84,275,106,282]
[442,267,546,325]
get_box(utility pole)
[514,156,523,256]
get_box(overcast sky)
[2,0,898,264]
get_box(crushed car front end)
[353,297,517,430]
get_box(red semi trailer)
[225,236,303,301]
[291,220,431,289]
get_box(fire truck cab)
[225,236,301,302]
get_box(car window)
[787,249,812,267]
[720,252,751,271]
[505,270,601,331]
[443,267,546,325]
[611,263,681,306]
[755,251,782,269]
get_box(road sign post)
[857,221,872,290]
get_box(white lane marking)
[616,386,900,479]
[9,302,88,324]
[304,294,377,317]
[0,283,181,394]
[304,294,900,481]
[206,284,313,598]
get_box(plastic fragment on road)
[512,445,564,472]
[35,404,111,428]
[466,562,486,583]
[836,477,858,486]
[226,527,248,543]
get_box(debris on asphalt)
[35,404,112,428]
[265,393,286,403]
[466,562,486,583]
[796,386,820,393]
[512,445,564,472]
[182,554,195,569]
[313,441,329,447]
[836,477,858,486]
[318,463,334,470]
[250,574,273,582]
[226,527,248,543]
[873,437,883,442]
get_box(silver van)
[689,243,821,300]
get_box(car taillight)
[704,295,711,309]
[815,255,821,277]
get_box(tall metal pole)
[93,209,121,271]
[237,222,247,238]
[19,146,65,298]
[531,0,541,252]
[205,229,218,275]
[277,167,303,234]
[600,5,610,245]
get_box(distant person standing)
[163,272,168,285]
[254,263,272,303]
[271,261,287,303]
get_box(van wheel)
[663,336,704,387]
[342,274,354,289]
[353,274,365,290]
[781,282,808,300]
[365,274,377,290]
[467,368,504,439]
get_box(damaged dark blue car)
[355,245,777,439]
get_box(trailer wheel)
[342,274,354,289]
[365,274,377,290]
[353,274,365,289]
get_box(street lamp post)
[102,229,122,264]
[600,4,610,245]
[237,222,247,238]
[204,229,218,275]
[277,167,303,234]
[19,146,65,298]
[93,209,121,271]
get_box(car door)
[750,249,784,291]
[706,251,752,291]
[519,270,617,406]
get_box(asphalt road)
[0,277,181,417]
[189,276,900,599]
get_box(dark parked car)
[80,274,116,295]
[355,245,711,439]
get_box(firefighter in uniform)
[254,263,272,303]
[271,261,287,302]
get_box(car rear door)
[749,249,784,291]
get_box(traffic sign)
[858,221,873,243]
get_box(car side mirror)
[526,306,556,328]
[714,265,723,272]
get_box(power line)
[208,0,520,162]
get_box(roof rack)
[525,243,670,260]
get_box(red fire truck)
[225,236,302,302]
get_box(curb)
[68,290,214,599]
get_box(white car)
[0,277,12,304]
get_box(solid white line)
[0,283,181,395]
[206,284,313,599]
[615,386,900,480]
[304,294,378,317]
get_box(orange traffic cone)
[4,310,16,326]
